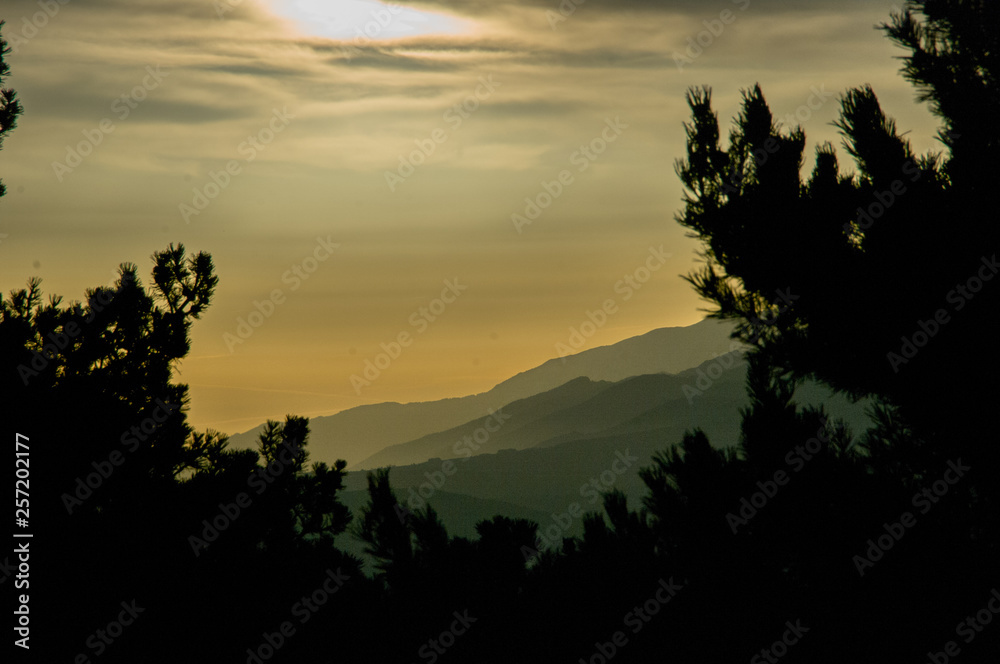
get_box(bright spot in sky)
[270,0,471,40]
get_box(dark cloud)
[60,0,270,21]
[17,78,255,125]
[192,62,311,79]
[406,0,883,17]
[303,33,673,73]
[324,50,467,71]
[304,82,450,102]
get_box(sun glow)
[269,0,472,40]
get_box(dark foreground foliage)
[4,2,998,662]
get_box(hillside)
[227,318,740,466]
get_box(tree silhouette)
[674,2,998,447]
[352,467,416,582]
[5,246,218,496]
[5,3,997,662]
[672,6,1000,599]
[0,20,22,197]
[882,1,1000,194]
[662,3,999,661]
[3,246,370,662]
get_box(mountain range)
[228,318,872,556]
[227,317,741,467]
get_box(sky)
[0,0,942,435]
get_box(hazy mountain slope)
[533,356,750,447]
[485,318,740,402]
[353,376,616,469]
[341,396,871,556]
[338,352,874,557]
[342,356,759,514]
[343,429,685,531]
[355,352,748,469]
[227,318,739,465]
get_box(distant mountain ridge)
[227,318,740,466]
[353,360,748,469]
[339,356,871,551]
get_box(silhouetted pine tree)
[3,247,367,662]
[664,2,999,661]
[0,20,22,198]
[675,2,998,446]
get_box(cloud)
[0,0,937,433]
[405,0,897,18]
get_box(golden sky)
[1,0,941,435]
